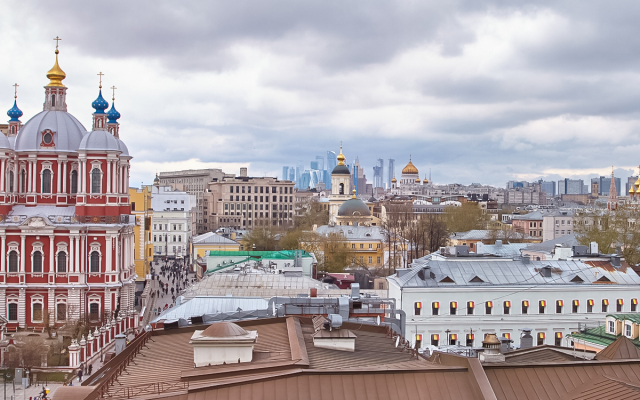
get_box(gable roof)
[595,336,640,360]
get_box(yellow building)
[192,232,241,259]
[313,225,391,268]
[129,186,153,281]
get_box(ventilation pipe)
[520,329,533,349]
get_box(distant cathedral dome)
[338,191,371,217]
[402,159,419,175]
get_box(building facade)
[151,184,196,260]
[129,186,153,281]
[204,172,295,231]
[0,46,137,329]
[158,169,226,234]
[388,255,640,349]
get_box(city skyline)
[4,2,640,188]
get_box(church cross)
[13,83,18,99]
[53,36,62,50]
[111,85,117,101]
[97,72,104,89]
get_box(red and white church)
[0,44,136,330]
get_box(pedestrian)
[78,368,83,382]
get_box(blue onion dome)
[107,102,120,123]
[91,89,109,113]
[7,100,22,121]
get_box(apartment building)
[151,185,196,260]
[204,173,296,231]
[158,169,226,234]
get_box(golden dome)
[391,176,397,183]
[337,145,346,166]
[635,166,640,188]
[415,177,420,183]
[423,177,429,184]
[630,187,635,194]
[402,159,419,175]
[46,49,66,87]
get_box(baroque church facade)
[0,44,136,329]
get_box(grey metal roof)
[151,296,268,323]
[315,225,385,240]
[193,232,239,245]
[389,257,640,288]
[512,211,543,220]
[476,242,529,257]
[451,230,536,241]
[522,234,578,253]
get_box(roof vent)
[595,275,612,283]
[189,322,258,367]
[522,255,530,265]
[479,333,505,363]
[495,240,503,248]
[611,256,621,267]
[439,276,455,283]
[540,266,552,278]
[520,329,533,349]
[570,275,584,283]
[469,276,485,283]
[314,314,356,352]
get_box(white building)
[151,184,196,259]
[388,254,640,350]
[542,210,575,241]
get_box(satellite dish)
[395,336,400,348]
[376,316,381,326]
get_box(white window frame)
[90,161,103,194]
[55,296,68,322]
[89,243,102,274]
[31,295,44,323]
[6,297,19,321]
[56,245,69,274]
[40,162,54,194]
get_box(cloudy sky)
[2,0,640,188]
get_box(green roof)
[206,250,312,259]
[607,313,640,325]
[569,324,640,348]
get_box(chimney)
[540,266,552,278]
[351,283,360,300]
[520,329,533,349]
[479,333,505,362]
[495,240,502,248]
[522,255,530,264]
[611,256,621,267]
[590,242,599,254]
[240,167,248,177]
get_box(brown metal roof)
[502,346,592,364]
[595,335,640,360]
[560,374,640,400]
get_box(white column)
[56,160,61,193]
[20,235,25,272]
[62,161,67,193]
[0,235,5,272]
[75,236,80,273]
[80,235,85,273]
[18,288,25,329]
[112,161,117,194]
[125,165,130,193]
[81,161,86,194]
[115,235,120,273]
[69,235,74,273]
[106,160,111,194]
[0,159,5,192]
[31,161,36,192]
[106,235,112,272]
[27,161,32,193]
[49,236,54,273]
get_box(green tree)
[443,202,489,233]
[279,229,303,250]
[299,231,354,273]
[295,197,329,230]
[242,228,278,251]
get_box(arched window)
[42,169,51,193]
[89,302,99,321]
[8,172,13,192]
[173,235,176,242]
[91,168,101,194]
[32,251,42,273]
[57,252,66,273]
[20,169,26,193]
[90,251,100,273]
[70,170,78,194]
[51,95,56,107]
[8,251,18,272]
[339,183,344,195]
[10,126,15,135]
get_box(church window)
[43,132,53,144]
[32,251,42,273]
[57,303,67,321]
[57,252,67,273]
[7,303,17,321]
[90,251,100,273]
[339,183,344,195]
[42,169,51,193]
[10,126,15,135]
[71,170,78,194]
[32,302,43,322]
[8,251,18,272]
[51,95,56,107]
[8,172,13,192]
[20,169,26,193]
[89,302,99,320]
[91,168,101,193]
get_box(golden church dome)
[391,176,397,183]
[402,159,419,175]
[415,177,420,183]
[423,177,429,184]
[630,186,635,194]
[46,49,66,87]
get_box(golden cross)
[111,85,117,101]
[12,83,18,99]
[53,36,61,50]
[97,72,104,89]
